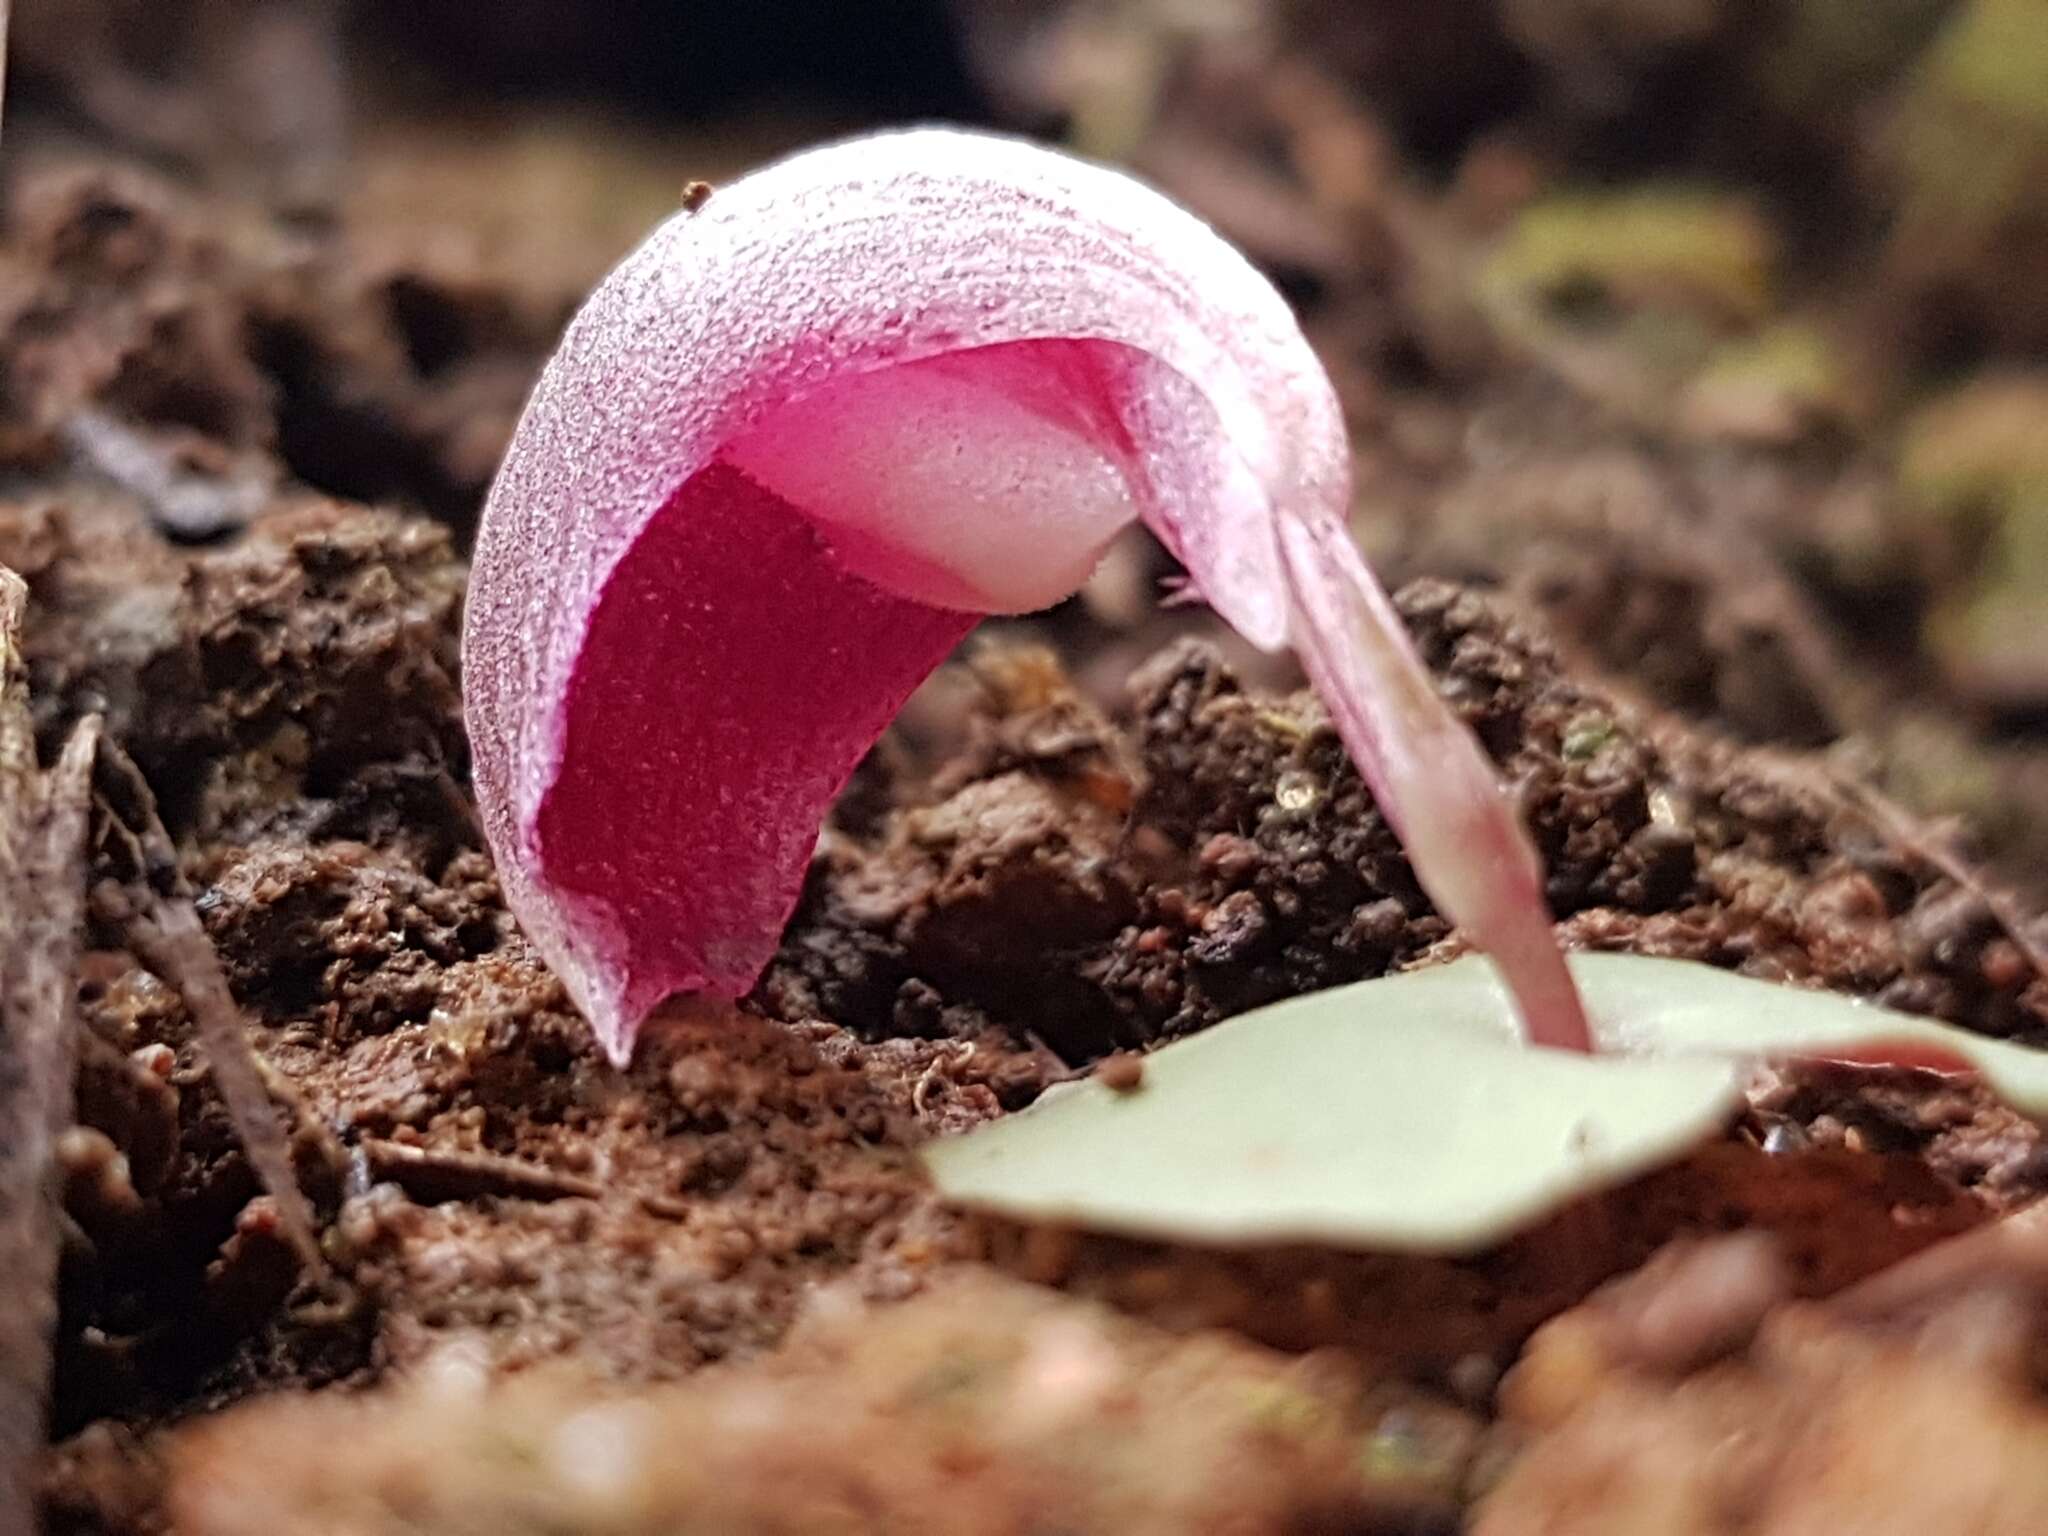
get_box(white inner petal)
[723,349,1141,614]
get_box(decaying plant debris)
[0,574,98,1536]
[0,572,332,1534]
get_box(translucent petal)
[465,127,1584,1061]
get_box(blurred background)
[5,0,2048,889]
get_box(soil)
[4,3,2048,1532]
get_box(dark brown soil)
[769,582,2048,1063]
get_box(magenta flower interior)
[464,128,1591,1063]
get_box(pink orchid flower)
[464,127,1591,1066]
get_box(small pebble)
[1096,1054,1145,1093]
[1981,938,2028,992]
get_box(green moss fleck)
[1561,712,1620,762]
[1898,376,2048,701]
[1485,188,1778,328]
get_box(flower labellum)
[464,127,1592,1065]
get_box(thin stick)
[0,568,97,1536]
[0,0,11,150]
[89,744,326,1281]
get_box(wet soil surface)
[4,145,2048,1534]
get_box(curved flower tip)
[463,125,1592,1065]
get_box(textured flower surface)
[464,127,1590,1064]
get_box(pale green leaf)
[923,952,2048,1254]
[1573,951,2048,1116]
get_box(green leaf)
[922,953,2048,1255]
[925,959,1741,1252]
[1576,951,2048,1116]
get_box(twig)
[0,0,11,154]
[88,742,325,1282]
[1828,772,2048,993]
[358,1139,603,1207]
[911,1042,978,1119]
[358,1137,690,1222]
[0,570,98,1536]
